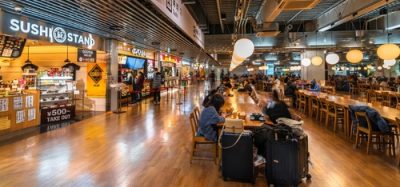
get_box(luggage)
[265,124,311,186]
[221,131,256,183]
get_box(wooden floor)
[0,83,399,187]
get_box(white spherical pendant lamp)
[377,66,382,70]
[311,56,323,66]
[233,38,254,59]
[325,53,340,65]
[383,59,396,66]
[301,58,311,67]
[377,44,400,60]
[346,49,363,63]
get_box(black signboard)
[0,11,104,50]
[0,35,26,58]
[77,49,96,62]
[40,105,75,125]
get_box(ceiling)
[0,0,217,65]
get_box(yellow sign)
[87,63,107,97]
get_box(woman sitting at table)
[262,90,292,123]
[309,79,321,92]
[198,94,225,141]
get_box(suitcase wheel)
[306,174,312,180]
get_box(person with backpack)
[152,68,162,104]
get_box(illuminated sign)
[1,11,104,50]
[132,48,146,58]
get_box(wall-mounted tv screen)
[125,57,146,70]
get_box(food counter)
[0,90,40,134]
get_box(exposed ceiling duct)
[317,0,394,31]
[252,0,320,37]
[366,10,400,30]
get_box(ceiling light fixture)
[326,53,339,65]
[346,49,363,63]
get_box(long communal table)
[298,90,400,138]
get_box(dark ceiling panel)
[0,0,216,64]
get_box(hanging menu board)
[0,35,26,58]
[77,49,97,62]
[0,98,8,112]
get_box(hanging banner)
[87,63,107,97]
[150,0,204,48]
[0,11,104,50]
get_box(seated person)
[198,94,225,141]
[202,89,217,107]
[262,90,291,123]
[285,80,298,107]
[309,79,321,92]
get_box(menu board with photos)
[0,35,26,58]
[28,108,36,121]
[0,98,8,112]
[13,97,23,110]
[26,95,34,108]
[16,110,25,124]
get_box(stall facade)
[0,10,107,133]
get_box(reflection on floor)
[0,82,398,187]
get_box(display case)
[37,75,76,124]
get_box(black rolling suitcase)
[265,124,311,186]
[221,131,256,183]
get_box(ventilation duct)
[366,11,400,30]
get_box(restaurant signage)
[0,11,104,50]
[87,63,107,97]
[150,0,204,48]
[132,48,146,58]
[160,53,181,64]
[77,49,97,62]
[40,105,75,124]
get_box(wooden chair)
[193,106,201,130]
[396,118,400,167]
[381,92,391,107]
[318,98,328,123]
[349,83,357,95]
[333,103,345,133]
[325,101,336,129]
[310,96,319,120]
[189,113,217,164]
[367,90,376,103]
[354,112,396,156]
[298,93,307,114]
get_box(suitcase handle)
[218,126,245,149]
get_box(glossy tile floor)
[0,82,399,186]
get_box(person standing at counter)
[309,79,321,92]
[132,72,145,103]
[152,69,162,104]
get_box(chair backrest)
[354,112,372,131]
[189,112,198,138]
[310,96,318,106]
[193,106,200,121]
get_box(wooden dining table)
[298,90,400,138]
[220,91,267,129]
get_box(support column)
[105,39,119,112]
[301,50,326,81]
